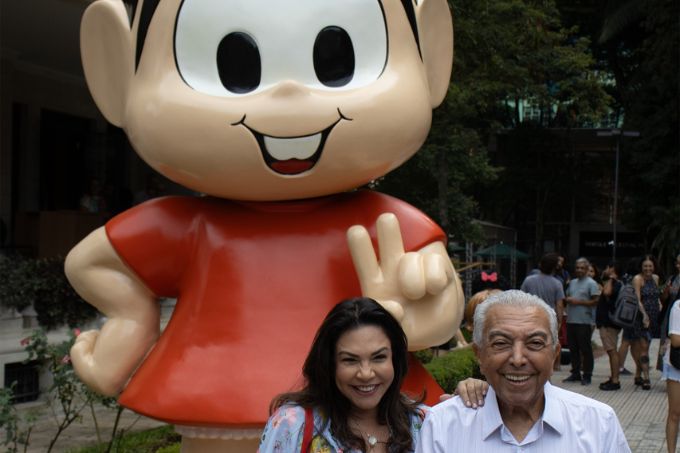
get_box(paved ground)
[552,336,670,453]
[15,335,673,452]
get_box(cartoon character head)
[81,0,453,201]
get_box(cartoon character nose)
[270,80,310,99]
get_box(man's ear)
[553,342,562,366]
[472,343,481,360]
[472,343,486,375]
[415,0,454,108]
[81,0,134,127]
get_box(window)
[4,361,40,403]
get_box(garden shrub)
[69,425,181,453]
[0,254,97,330]
[413,348,434,364]
[424,347,484,394]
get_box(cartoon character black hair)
[124,0,420,70]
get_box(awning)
[474,243,529,260]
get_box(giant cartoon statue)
[65,0,461,450]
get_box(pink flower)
[20,337,31,346]
[73,328,82,337]
[61,355,71,364]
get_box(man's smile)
[232,109,350,176]
[503,373,533,383]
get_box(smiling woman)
[259,297,426,453]
[335,325,395,416]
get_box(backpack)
[611,280,639,329]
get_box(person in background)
[79,178,107,214]
[453,289,502,350]
[562,257,601,386]
[471,269,509,295]
[662,295,680,453]
[624,255,662,390]
[520,253,565,371]
[554,255,571,290]
[661,254,680,313]
[659,254,680,371]
[596,262,624,391]
[618,257,641,376]
[463,289,503,334]
[521,253,566,325]
[587,263,603,332]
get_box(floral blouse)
[258,404,428,453]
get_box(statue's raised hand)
[347,213,464,350]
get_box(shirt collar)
[481,386,504,440]
[542,382,565,435]
[481,382,565,440]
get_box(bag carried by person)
[669,299,680,369]
[611,282,639,328]
[671,343,680,369]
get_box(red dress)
[107,190,445,428]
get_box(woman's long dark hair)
[638,254,661,279]
[270,297,422,452]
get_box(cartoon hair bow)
[481,271,498,282]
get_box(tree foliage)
[557,0,679,274]
[0,255,97,330]
[619,0,679,225]
[378,0,610,247]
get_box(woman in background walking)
[624,255,661,390]
[662,295,680,453]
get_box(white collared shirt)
[416,382,631,453]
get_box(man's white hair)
[575,257,590,267]
[472,290,559,349]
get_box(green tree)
[375,105,497,243]
[619,0,679,275]
[379,0,610,251]
[558,0,679,274]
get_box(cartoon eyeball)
[174,0,388,96]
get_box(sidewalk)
[553,334,669,453]
[17,336,671,452]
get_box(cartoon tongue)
[264,134,321,175]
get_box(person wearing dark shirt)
[555,255,571,290]
[596,262,624,390]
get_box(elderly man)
[563,257,601,385]
[416,290,630,452]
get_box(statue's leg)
[181,437,260,453]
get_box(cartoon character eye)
[313,26,355,87]
[217,32,262,94]
[175,0,387,96]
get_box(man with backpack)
[596,262,624,390]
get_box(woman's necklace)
[349,419,390,451]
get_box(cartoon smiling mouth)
[232,109,349,176]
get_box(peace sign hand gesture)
[347,213,464,350]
